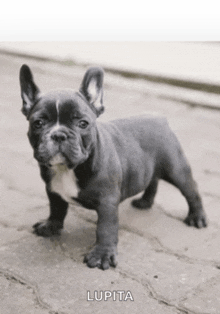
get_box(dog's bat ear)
[79,67,104,116]
[19,64,40,119]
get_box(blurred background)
[1,42,220,83]
[1,41,220,110]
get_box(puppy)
[19,65,207,270]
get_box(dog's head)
[19,65,104,168]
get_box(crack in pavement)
[0,267,51,311]
[120,222,220,269]
[117,269,209,314]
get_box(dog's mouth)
[35,150,71,168]
[34,136,90,169]
[48,153,66,167]
[36,150,86,169]
[48,153,77,169]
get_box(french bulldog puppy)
[20,65,207,270]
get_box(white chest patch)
[50,164,79,204]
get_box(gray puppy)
[20,65,207,270]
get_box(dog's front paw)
[33,220,63,237]
[184,211,207,228]
[84,245,117,270]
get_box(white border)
[1,1,220,41]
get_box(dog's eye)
[33,120,44,129]
[78,120,89,129]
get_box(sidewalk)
[0,51,220,314]
[1,42,220,110]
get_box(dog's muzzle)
[51,130,68,144]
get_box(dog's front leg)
[33,188,68,237]
[84,202,118,270]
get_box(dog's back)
[96,114,180,200]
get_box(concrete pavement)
[0,52,220,313]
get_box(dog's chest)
[50,165,79,203]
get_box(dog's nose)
[51,131,67,143]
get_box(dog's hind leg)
[132,176,159,209]
[163,150,207,228]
